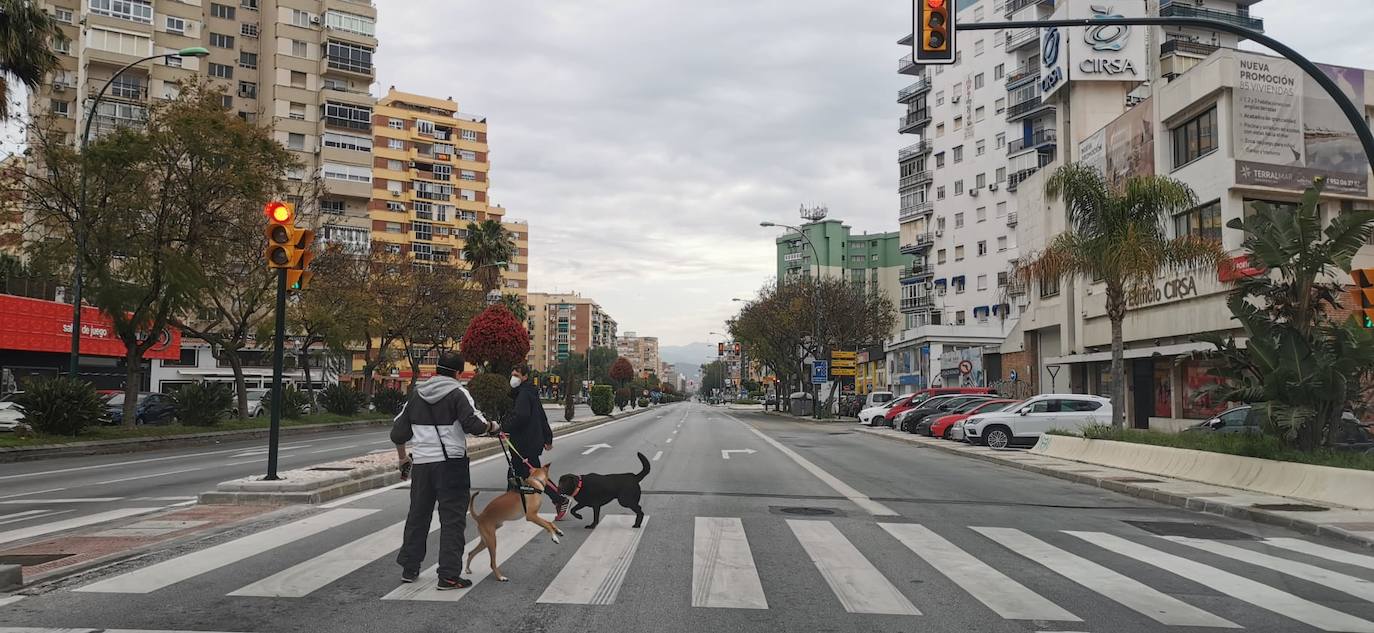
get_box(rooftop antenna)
[799,204,828,222]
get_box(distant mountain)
[660,342,717,368]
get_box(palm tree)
[462,219,514,293]
[0,0,66,120]
[1019,163,1225,429]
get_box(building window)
[322,163,371,183]
[936,123,945,138]
[953,116,963,131]
[995,132,1005,148]
[977,240,988,256]
[238,81,257,99]
[1040,276,1060,298]
[291,9,311,27]
[54,7,73,22]
[110,75,143,99]
[953,145,963,163]
[387,159,403,171]
[325,10,375,36]
[995,98,1006,114]
[461,129,478,141]
[90,0,153,24]
[291,40,308,57]
[459,170,477,181]
[286,132,304,150]
[955,278,966,294]
[1172,105,1218,168]
[432,164,453,180]
[935,91,944,106]
[241,0,258,9]
[289,71,306,89]
[937,248,947,264]
[208,62,233,79]
[975,173,987,188]
[994,63,1004,80]
[209,2,235,19]
[323,131,370,152]
[1174,200,1222,243]
[977,274,988,291]
[323,101,371,130]
[326,41,373,74]
[975,140,985,156]
[996,167,1006,182]
[975,106,985,122]
[998,271,1009,287]
[976,206,987,223]
[239,51,257,69]
[954,212,964,228]
[165,16,186,34]
[413,221,433,241]
[936,186,946,200]
[210,32,234,48]
[975,40,985,56]
[955,245,965,261]
[974,73,985,88]
[50,99,70,117]
[220,94,233,109]
[954,180,964,195]
[997,236,1008,251]
[88,27,151,56]
[387,138,404,150]
[241,23,258,38]
[935,152,945,168]
[388,118,404,130]
[320,199,345,214]
[415,181,453,200]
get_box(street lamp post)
[760,220,823,419]
[67,47,209,377]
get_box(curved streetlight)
[472,260,509,305]
[760,220,823,418]
[68,46,210,376]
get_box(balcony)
[899,110,931,134]
[1007,95,1054,122]
[897,76,931,103]
[1004,0,1052,16]
[1159,2,1263,32]
[898,170,933,191]
[900,233,935,255]
[1006,28,1038,50]
[899,200,934,222]
[1006,212,1018,227]
[1005,65,1039,90]
[898,54,921,76]
[899,263,934,284]
[898,140,932,161]
[900,294,936,313]
[1006,167,1040,193]
[1160,39,1222,58]
[1008,128,1057,154]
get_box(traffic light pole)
[953,17,1374,175]
[265,267,287,481]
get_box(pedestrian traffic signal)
[915,0,956,64]
[1350,269,1374,328]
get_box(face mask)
[510,376,522,389]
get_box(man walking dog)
[392,351,499,590]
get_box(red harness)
[568,475,584,498]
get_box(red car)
[929,399,1020,439]
[881,387,996,426]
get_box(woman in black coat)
[507,365,569,519]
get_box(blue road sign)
[1009,369,1019,382]
[811,360,829,384]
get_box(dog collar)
[570,475,583,498]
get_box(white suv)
[961,393,1111,449]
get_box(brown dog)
[465,464,563,582]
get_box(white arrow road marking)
[582,443,612,455]
[720,449,757,460]
[652,451,663,461]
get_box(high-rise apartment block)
[526,292,618,372]
[616,331,660,378]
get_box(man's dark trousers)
[396,456,471,579]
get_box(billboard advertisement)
[1078,97,1153,188]
[1234,52,1369,194]
[0,294,181,360]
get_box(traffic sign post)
[811,361,829,385]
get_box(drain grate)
[776,506,838,517]
[1252,503,1329,512]
[1124,520,1257,540]
[307,466,355,471]
[0,553,72,565]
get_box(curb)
[853,426,1374,550]
[198,405,667,505]
[0,418,392,463]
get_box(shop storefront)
[0,294,181,390]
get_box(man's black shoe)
[400,569,419,583]
[436,576,473,591]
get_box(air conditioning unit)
[952,95,961,103]
[988,183,999,191]
[52,82,67,93]
[407,161,417,168]
[969,188,980,197]
[310,15,322,24]
[935,228,944,237]
[390,191,401,197]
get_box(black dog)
[556,452,649,529]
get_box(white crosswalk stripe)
[1265,537,1374,571]
[230,515,435,598]
[1164,536,1374,603]
[76,509,377,594]
[0,507,160,546]
[382,517,546,602]
[692,517,767,609]
[1068,530,1374,633]
[539,514,648,605]
[973,527,1238,628]
[882,523,1077,621]
[790,519,920,616]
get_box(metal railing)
[1005,66,1039,88]
[898,140,933,160]
[900,294,936,312]
[898,171,933,190]
[1007,128,1057,154]
[1159,2,1263,31]
[1006,95,1051,120]
[1004,0,1051,16]
[899,110,931,132]
[1160,39,1222,57]
[898,54,917,73]
[898,77,931,102]
[900,263,934,281]
[1006,212,1019,227]
[898,200,934,222]
[1007,28,1038,50]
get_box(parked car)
[890,393,969,432]
[863,391,895,409]
[106,392,179,426]
[962,394,1112,449]
[927,399,1021,439]
[882,387,997,428]
[900,394,995,433]
[1182,405,1259,435]
[859,399,901,426]
[0,392,24,432]
[231,389,270,418]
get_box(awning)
[952,275,965,283]
[934,278,947,286]
[973,306,991,317]
[1044,341,1227,365]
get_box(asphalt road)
[5,402,1374,633]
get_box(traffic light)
[718,342,725,356]
[914,0,956,64]
[263,201,316,290]
[1351,269,1374,327]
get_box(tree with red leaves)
[609,357,634,385]
[460,304,530,374]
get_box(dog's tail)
[634,452,650,481]
[468,491,480,520]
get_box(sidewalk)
[854,425,1374,549]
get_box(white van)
[864,391,895,409]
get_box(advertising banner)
[0,294,181,360]
[1079,97,1154,188]
[1079,128,1107,175]
[1068,0,1148,84]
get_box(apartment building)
[368,88,529,299]
[526,292,618,372]
[28,0,379,246]
[0,156,22,259]
[773,218,910,334]
[616,331,660,378]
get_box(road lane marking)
[1164,536,1374,603]
[652,451,663,461]
[1264,538,1374,570]
[724,413,897,516]
[883,524,1077,621]
[76,509,377,593]
[665,438,673,443]
[0,487,68,500]
[692,517,767,609]
[0,447,249,481]
[132,496,197,502]
[0,498,123,504]
[788,519,919,615]
[0,510,61,526]
[1068,531,1374,633]
[539,514,649,605]
[0,507,161,546]
[0,596,23,608]
[384,516,545,601]
[233,516,435,597]
[974,527,1234,627]
[92,467,203,486]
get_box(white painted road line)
[665,438,673,443]
[0,628,250,633]
[652,451,663,461]
[0,596,24,608]
[76,509,378,594]
[0,498,123,504]
[883,524,1077,621]
[0,507,161,546]
[0,447,248,481]
[1165,536,1374,603]
[232,517,433,597]
[974,527,1235,628]
[0,510,72,526]
[92,467,203,486]
[692,517,767,609]
[0,509,51,522]
[384,516,546,602]
[725,413,897,516]
[1264,537,1374,571]
[0,487,68,500]
[1068,531,1374,633]
[539,514,649,605]
[789,519,918,615]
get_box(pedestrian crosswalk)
[62,507,1374,632]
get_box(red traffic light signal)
[1351,269,1374,328]
[264,200,294,224]
[914,0,956,64]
